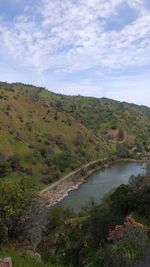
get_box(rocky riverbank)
[40,157,149,208]
[40,159,110,207]
[25,158,148,248]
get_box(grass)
[0,247,62,267]
[66,214,89,226]
[0,84,109,189]
[132,211,150,227]
[3,173,44,191]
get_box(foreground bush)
[0,247,59,267]
[0,179,34,244]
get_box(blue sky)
[0,0,150,106]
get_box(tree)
[0,153,8,178]
[0,179,34,242]
[74,132,84,146]
[117,128,124,141]
[116,143,130,158]
[8,155,20,171]
[110,184,137,214]
[54,111,59,120]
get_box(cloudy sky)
[0,0,150,106]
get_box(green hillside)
[6,82,150,140]
[0,82,109,188]
[2,82,150,137]
[38,91,150,139]
[0,82,150,267]
[0,81,150,188]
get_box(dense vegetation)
[38,173,150,267]
[0,171,150,267]
[0,179,34,245]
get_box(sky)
[0,0,150,106]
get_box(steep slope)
[2,82,150,141]
[38,92,150,140]
[0,81,150,187]
[0,82,109,187]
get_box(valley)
[0,81,150,191]
[0,82,150,267]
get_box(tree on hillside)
[74,132,84,146]
[0,153,8,178]
[116,143,130,158]
[117,128,124,141]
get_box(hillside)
[0,82,109,188]
[0,81,150,187]
[5,82,150,140]
[38,92,150,140]
[0,82,150,267]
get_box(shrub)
[0,179,34,242]
[95,226,150,267]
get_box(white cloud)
[0,0,150,106]
[0,0,150,74]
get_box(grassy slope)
[5,82,150,138]
[38,90,150,138]
[0,82,109,187]
[1,81,150,186]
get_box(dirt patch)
[106,128,135,141]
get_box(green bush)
[0,179,34,243]
[94,226,150,267]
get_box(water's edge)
[40,158,148,208]
[60,159,147,212]
[25,159,148,248]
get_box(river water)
[60,160,147,212]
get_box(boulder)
[0,257,12,267]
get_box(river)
[60,160,147,212]
[25,160,147,248]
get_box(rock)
[26,250,42,262]
[0,257,12,267]
[107,216,149,242]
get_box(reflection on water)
[60,161,147,212]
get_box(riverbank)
[39,157,149,208]
[39,157,110,207]
[40,157,149,207]
[116,158,150,163]
[24,159,148,248]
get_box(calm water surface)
[60,161,147,212]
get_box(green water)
[60,161,147,212]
